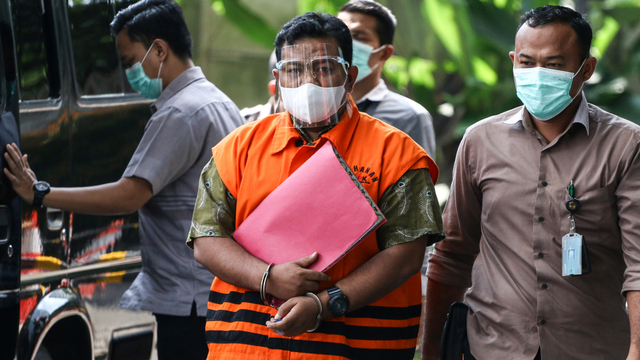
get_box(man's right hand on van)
[4,143,36,204]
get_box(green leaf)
[408,58,437,89]
[602,4,640,25]
[212,0,225,15]
[592,16,620,59]
[472,56,498,85]
[423,0,463,62]
[466,0,519,53]
[298,0,348,14]
[208,0,279,48]
[382,56,410,91]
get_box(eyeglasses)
[276,56,349,88]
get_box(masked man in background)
[422,5,640,360]
[187,12,444,360]
[4,1,244,359]
[337,0,436,158]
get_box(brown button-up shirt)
[428,95,640,360]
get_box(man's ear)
[581,56,597,82]
[379,44,394,62]
[153,39,170,63]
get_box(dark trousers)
[154,302,208,360]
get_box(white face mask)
[280,79,347,124]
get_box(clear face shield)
[276,43,352,128]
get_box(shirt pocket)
[572,183,618,245]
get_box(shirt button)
[542,181,548,187]
[538,216,545,222]
[541,319,547,325]
[538,252,544,258]
[542,284,548,289]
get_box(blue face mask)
[513,60,585,121]
[352,40,385,83]
[126,44,163,100]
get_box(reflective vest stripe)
[206,330,418,359]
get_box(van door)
[0,0,22,359]
[65,0,154,357]
[13,0,71,280]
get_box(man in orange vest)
[187,12,444,360]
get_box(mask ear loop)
[141,43,155,64]
[367,44,387,73]
[338,70,352,118]
[569,58,588,102]
[141,42,162,80]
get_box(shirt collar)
[356,79,389,104]
[271,95,361,155]
[503,92,590,135]
[150,67,206,114]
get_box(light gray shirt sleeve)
[360,91,437,158]
[403,109,436,158]
[123,105,211,195]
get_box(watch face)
[334,299,348,314]
[33,181,51,192]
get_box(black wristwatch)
[32,181,50,208]
[327,286,349,318]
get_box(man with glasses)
[422,5,640,360]
[187,12,444,360]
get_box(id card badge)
[562,233,583,276]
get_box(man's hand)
[4,143,37,203]
[267,252,331,300]
[266,295,320,337]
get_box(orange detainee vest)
[208,99,438,360]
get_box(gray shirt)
[356,79,436,158]
[119,67,243,317]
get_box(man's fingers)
[301,269,331,282]
[5,144,25,170]
[3,152,15,170]
[266,299,296,334]
[275,300,294,320]
[303,280,320,292]
[295,252,319,268]
[3,167,17,183]
[6,143,21,161]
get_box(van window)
[12,0,60,101]
[68,0,121,96]
[68,0,136,96]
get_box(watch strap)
[327,285,349,318]
[32,181,50,208]
[33,191,45,208]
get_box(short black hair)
[110,0,192,59]
[274,12,353,67]
[340,0,397,46]
[518,5,592,60]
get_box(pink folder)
[232,141,386,273]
